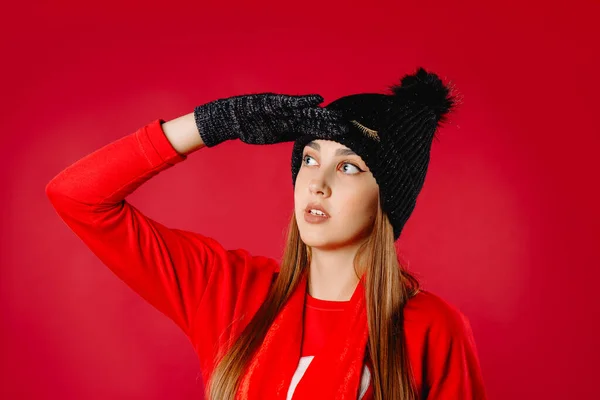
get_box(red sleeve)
[45,119,231,340]
[424,310,488,399]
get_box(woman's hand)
[193,93,348,147]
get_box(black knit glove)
[193,93,348,147]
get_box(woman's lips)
[304,210,330,224]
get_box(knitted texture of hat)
[290,67,456,241]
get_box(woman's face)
[294,139,380,250]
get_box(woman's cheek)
[340,192,366,220]
[345,188,377,222]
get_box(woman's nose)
[309,180,328,196]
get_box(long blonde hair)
[206,198,421,400]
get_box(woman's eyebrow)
[306,142,357,156]
[336,148,357,156]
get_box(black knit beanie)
[291,67,457,241]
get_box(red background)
[1,1,599,399]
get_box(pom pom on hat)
[387,67,457,139]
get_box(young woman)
[46,67,487,399]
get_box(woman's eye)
[302,154,361,175]
[303,154,317,165]
[341,163,361,174]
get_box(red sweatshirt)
[300,293,376,399]
[46,119,488,399]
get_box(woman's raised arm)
[45,118,229,339]
[45,93,347,346]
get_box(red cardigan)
[46,119,488,399]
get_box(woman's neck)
[307,246,362,301]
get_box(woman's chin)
[299,229,335,248]
[299,229,358,251]
[299,230,328,246]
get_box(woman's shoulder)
[403,288,472,335]
[402,290,486,397]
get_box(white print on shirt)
[286,355,372,399]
